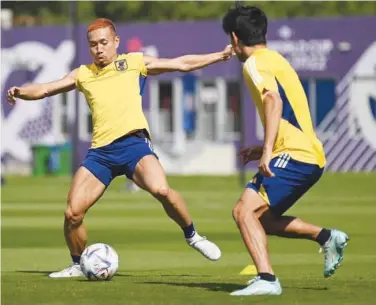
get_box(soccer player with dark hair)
[222,6,349,295]
[7,18,234,278]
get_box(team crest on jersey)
[114,59,128,71]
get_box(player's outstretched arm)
[6,69,78,105]
[144,45,233,75]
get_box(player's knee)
[65,207,84,227]
[232,200,254,224]
[232,202,245,223]
[151,185,170,198]
[65,201,85,226]
[232,204,240,222]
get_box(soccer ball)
[80,243,119,281]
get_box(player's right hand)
[6,86,21,105]
[238,146,263,165]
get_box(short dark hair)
[222,5,267,46]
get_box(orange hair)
[87,18,116,34]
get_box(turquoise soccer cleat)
[322,229,349,278]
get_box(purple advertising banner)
[2,16,376,172]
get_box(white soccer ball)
[80,243,119,281]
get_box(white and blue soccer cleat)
[186,233,221,261]
[230,276,282,296]
[321,229,349,278]
[49,264,84,278]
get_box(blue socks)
[183,223,196,239]
[71,255,81,265]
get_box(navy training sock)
[316,228,331,246]
[71,255,81,265]
[182,222,196,239]
[258,272,276,282]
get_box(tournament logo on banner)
[2,40,75,164]
[268,25,334,72]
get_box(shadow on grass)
[16,270,134,278]
[16,270,54,276]
[143,281,244,292]
[15,271,330,293]
[143,281,329,293]
[15,270,207,279]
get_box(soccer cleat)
[186,233,221,261]
[322,229,349,278]
[48,264,84,278]
[230,276,282,296]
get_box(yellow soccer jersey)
[243,48,326,168]
[75,52,150,148]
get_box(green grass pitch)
[2,173,376,305]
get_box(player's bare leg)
[49,167,106,278]
[259,210,322,240]
[231,188,281,296]
[259,210,349,277]
[65,167,106,257]
[132,155,191,227]
[232,188,274,274]
[132,155,221,261]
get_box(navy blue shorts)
[246,153,324,216]
[81,130,157,186]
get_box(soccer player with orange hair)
[7,18,233,278]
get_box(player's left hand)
[259,151,275,177]
[222,44,234,61]
[238,146,263,165]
